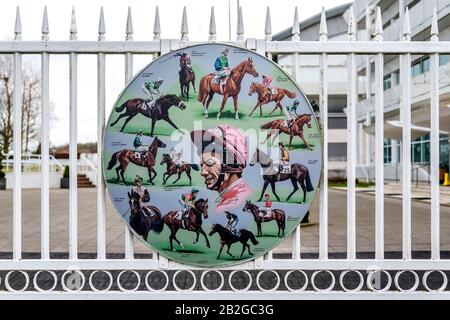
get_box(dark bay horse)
[248,82,296,117]
[208,224,259,260]
[260,114,313,150]
[109,94,186,136]
[163,199,210,251]
[106,137,166,185]
[243,200,286,237]
[160,153,199,186]
[249,148,314,203]
[128,190,164,241]
[179,64,196,101]
[198,58,259,120]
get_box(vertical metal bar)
[69,52,78,260]
[41,51,50,260]
[97,51,106,260]
[13,52,22,260]
[347,51,357,260]
[319,53,328,260]
[430,48,440,260]
[401,47,412,260]
[375,52,384,259]
[124,51,134,260]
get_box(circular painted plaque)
[103,43,322,267]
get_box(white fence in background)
[0,3,449,299]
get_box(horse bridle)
[157,95,184,109]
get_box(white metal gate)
[0,4,449,299]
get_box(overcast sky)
[0,0,350,147]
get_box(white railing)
[0,3,448,299]
[2,153,64,173]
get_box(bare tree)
[0,55,42,154]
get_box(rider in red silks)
[262,75,273,95]
[191,125,252,213]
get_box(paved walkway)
[1,188,450,255]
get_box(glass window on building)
[383,75,392,91]
[422,57,430,74]
[440,55,450,66]
[384,138,392,164]
[393,70,400,85]
[412,62,422,77]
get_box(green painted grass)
[141,218,299,267]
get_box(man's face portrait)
[200,152,222,190]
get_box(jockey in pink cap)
[191,125,252,212]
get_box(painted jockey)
[133,130,147,161]
[279,142,290,173]
[133,175,154,218]
[282,100,300,131]
[170,145,184,169]
[225,211,239,237]
[174,51,192,72]
[141,79,164,112]
[214,48,231,92]
[259,193,272,218]
[178,188,199,220]
[191,125,252,213]
[262,75,274,96]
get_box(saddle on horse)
[258,209,273,219]
[134,150,148,161]
[141,206,156,218]
[279,164,292,174]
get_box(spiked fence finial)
[319,7,328,41]
[14,6,22,40]
[153,6,161,40]
[42,6,49,41]
[181,7,189,41]
[403,7,411,41]
[126,6,133,41]
[70,6,77,40]
[98,7,106,41]
[431,7,439,41]
[374,6,383,41]
[209,7,216,41]
[265,7,272,41]
[292,6,300,41]
[237,6,244,41]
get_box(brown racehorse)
[248,82,296,117]
[242,200,286,237]
[179,64,196,101]
[208,224,259,260]
[160,153,200,186]
[249,148,314,203]
[128,190,164,241]
[106,137,166,185]
[198,58,259,120]
[163,198,210,251]
[109,94,186,135]
[260,114,313,150]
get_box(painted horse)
[249,148,314,203]
[260,114,313,150]
[160,153,200,186]
[198,58,259,120]
[128,190,164,241]
[106,137,166,185]
[163,199,210,251]
[109,94,186,136]
[179,64,196,101]
[242,200,286,237]
[208,224,259,260]
[248,82,296,117]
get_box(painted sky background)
[0,0,350,147]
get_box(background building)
[274,0,450,181]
